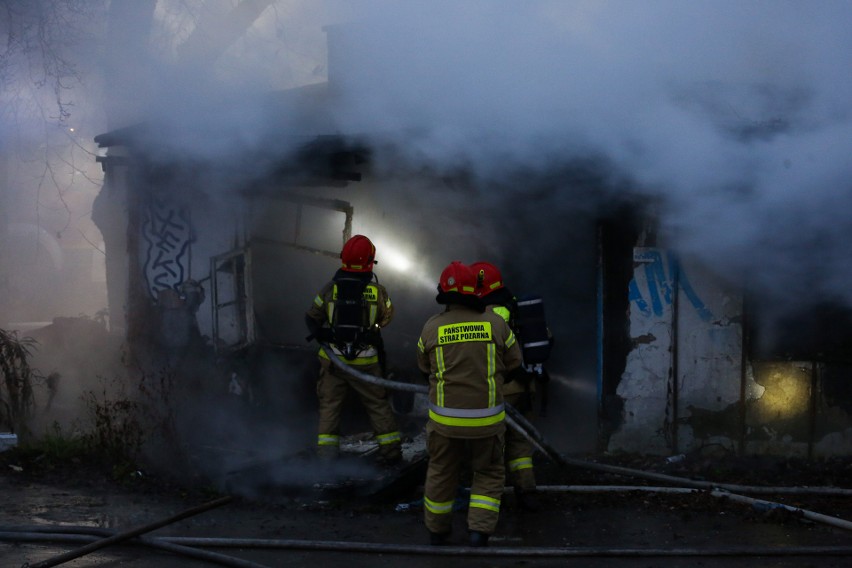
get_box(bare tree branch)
[0,0,105,123]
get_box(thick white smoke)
[321,0,852,312]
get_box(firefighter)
[305,234,402,466]
[417,261,523,547]
[472,260,551,511]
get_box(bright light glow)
[371,238,413,272]
[367,238,437,290]
[381,248,411,272]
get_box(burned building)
[89,25,852,462]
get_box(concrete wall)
[674,256,745,455]
[607,246,852,457]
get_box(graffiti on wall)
[629,249,713,322]
[141,197,192,300]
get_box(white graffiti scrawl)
[141,197,192,300]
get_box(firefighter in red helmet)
[305,234,402,465]
[472,260,551,511]
[417,261,523,547]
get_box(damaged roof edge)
[94,123,149,148]
[94,124,372,186]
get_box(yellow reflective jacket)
[417,304,523,438]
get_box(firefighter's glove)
[316,328,335,344]
[505,366,532,385]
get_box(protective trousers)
[423,425,505,535]
[504,391,536,491]
[316,359,402,462]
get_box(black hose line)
[5,528,269,568]
[319,343,429,394]
[20,495,233,568]
[3,531,851,558]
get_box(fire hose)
[3,528,851,558]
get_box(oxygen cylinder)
[332,276,368,358]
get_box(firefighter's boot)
[377,443,403,468]
[469,530,490,547]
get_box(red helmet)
[340,235,376,272]
[439,261,477,294]
[471,261,503,297]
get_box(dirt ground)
[1,447,851,568]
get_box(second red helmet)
[471,261,504,297]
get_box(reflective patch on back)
[437,321,493,345]
[363,285,378,302]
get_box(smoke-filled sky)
[4,1,852,315]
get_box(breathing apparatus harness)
[329,270,386,369]
[506,293,554,416]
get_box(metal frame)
[209,194,353,352]
[210,247,255,353]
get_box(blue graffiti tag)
[629,249,713,322]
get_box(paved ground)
[1,449,851,568]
